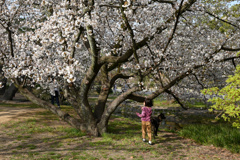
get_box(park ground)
[0,95,240,159]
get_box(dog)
[151,113,166,138]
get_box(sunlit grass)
[153,99,180,107]
[1,101,239,159]
[0,102,40,108]
[1,113,239,159]
[179,123,240,153]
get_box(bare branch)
[162,0,185,54]
[152,0,176,5]
[204,10,240,30]
[127,64,203,102]
[120,0,139,64]
[6,23,14,57]
[221,46,240,51]
[99,4,121,8]
[110,73,134,87]
[165,89,188,110]
[101,0,197,70]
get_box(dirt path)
[0,106,44,124]
[0,93,45,124]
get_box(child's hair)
[144,98,153,107]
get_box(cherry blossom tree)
[0,0,240,136]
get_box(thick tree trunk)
[17,86,100,136]
[94,92,108,122]
[0,86,5,95]
[97,87,140,134]
[1,83,18,100]
[0,81,6,95]
[94,65,111,122]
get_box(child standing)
[136,98,153,145]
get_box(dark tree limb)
[221,46,240,52]
[6,23,14,57]
[205,11,240,30]
[102,0,197,71]
[193,74,205,89]
[1,83,18,100]
[162,0,185,54]
[165,89,188,110]
[232,58,236,68]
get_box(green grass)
[153,98,208,109]
[153,99,179,107]
[0,103,40,108]
[179,123,240,153]
[1,101,239,159]
[2,115,239,159]
[3,118,86,137]
[57,127,86,138]
[184,101,207,109]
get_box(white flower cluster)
[0,0,239,98]
[1,0,93,89]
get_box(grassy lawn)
[0,102,40,108]
[0,109,178,160]
[153,98,208,109]
[179,123,240,153]
[0,102,240,159]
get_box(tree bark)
[93,89,109,122]
[93,65,110,122]
[0,85,6,95]
[97,87,140,134]
[0,64,6,95]
[0,79,6,95]
[1,83,18,100]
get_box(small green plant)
[202,65,240,128]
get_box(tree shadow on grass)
[1,109,239,159]
[155,131,183,143]
[1,125,239,160]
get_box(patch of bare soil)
[0,106,44,123]
[0,103,240,160]
[0,93,45,123]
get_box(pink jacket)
[136,106,152,122]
